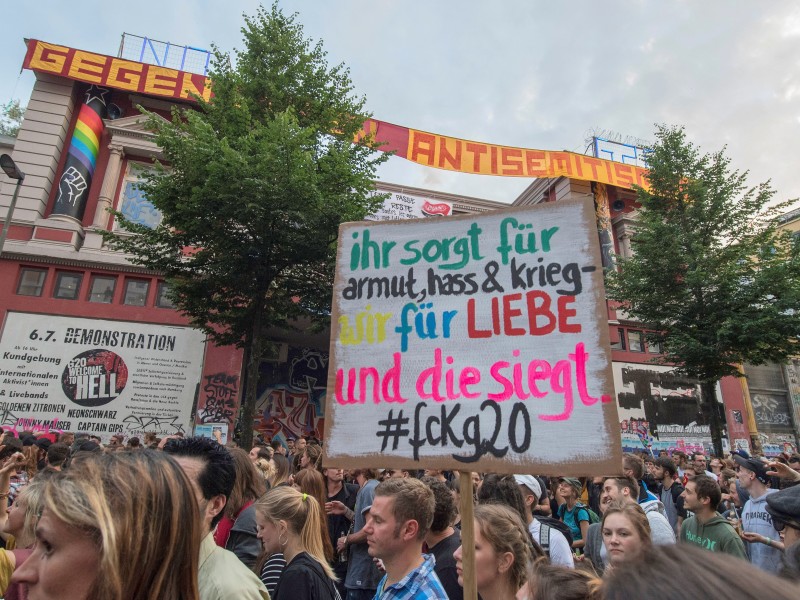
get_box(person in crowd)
[476,474,546,560]
[255,486,340,600]
[339,469,381,600]
[44,443,68,472]
[583,488,613,576]
[269,453,291,488]
[300,444,322,471]
[271,439,287,456]
[601,477,674,546]
[365,478,447,599]
[164,437,269,600]
[0,451,29,596]
[214,448,266,568]
[12,450,202,600]
[0,440,26,504]
[651,457,686,534]
[601,543,800,600]
[622,453,658,503]
[323,467,359,598]
[454,503,533,600]
[718,468,739,515]
[254,456,275,486]
[383,469,411,480]
[692,452,718,480]
[526,562,602,600]
[709,457,724,478]
[682,464,698,485]
[600,500,652,568]
[734,454,782,572]
[33,438,50,471]
[556,477,592,550]
[680,475,747,558]
[423,469,448,483]
[294,468,335,563]
[444,479,463,529]
[249,445,272,463]
[514,474,574,568]
[421,477,462,600]
[763,478,800,580]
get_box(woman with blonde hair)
[12,450,202,600]
[527,563,603,600]
[300,444,322,471]
[293,468,335,562]
[600,500,652,568]
[270,453,291,488]
[454,503,534,600]
[255,486,340,600]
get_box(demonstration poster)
[325,198,621,474]
[366,189,453,222]
[0,313,206,441]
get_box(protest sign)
[325,198,621,474]
[0,312,206,441]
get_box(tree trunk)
[700,379,725,457]
[237,304,264,450]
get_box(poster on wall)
[254,347,329,443]
[366,189,453,222]
[0,312,206,441]
[613,362,720,455]
[325,199,621,475]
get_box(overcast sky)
[2,1,798,205]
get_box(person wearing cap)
[515,474,574,568]
[766,484,800,552]
[557,477,591,550]
[735,454,782,573]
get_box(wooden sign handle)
[459,471,478,600]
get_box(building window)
[647,339,662,354]
[53,272,83,300]
[88,275,117,303]
[123,279,150,306]
[155,281,176,308]
[114,162,162,230]
[610,327,626,351]
[627,330,645,353]
[16,268,47,296]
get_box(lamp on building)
[0,153,26,256]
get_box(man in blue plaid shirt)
[364,478,449,600]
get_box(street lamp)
[0,153,25,256]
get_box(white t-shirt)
[529,519,574,568]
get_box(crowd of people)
[0,426,799,600]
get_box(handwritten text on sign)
[325,199,621,474]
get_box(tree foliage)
[105,4,386,445]
[606,125,800,454]
[0,99,25,136]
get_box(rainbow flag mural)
[52,85,109,221]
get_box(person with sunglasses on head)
[759,476,800,579]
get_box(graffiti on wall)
[254,348,328,441]
[751,393,793,428]
[196,372,239,425]
[758,432,798,457]
[614,362,719,453]
[786,360,800,426]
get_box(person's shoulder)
[200,546,269,599]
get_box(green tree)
[105,4,386,447]
[607,125,800,456]
[0,99,25,136]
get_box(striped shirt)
[374,554,448,600]
[259,552,286,597]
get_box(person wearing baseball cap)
[765,484,800,581]
[557,477,591,550]
[514,474,574,568]
[735,454,782,573]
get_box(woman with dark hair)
[12,450,202,600]
[603,543,800,599]
[215,448,267,568]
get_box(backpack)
[558,502,600,526]
[536,516,574,553]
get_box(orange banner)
[358,118,649,190]
[23,40,212,103]
[23,39,648,190]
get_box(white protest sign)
[325,198,621,474]
[0,312,206,441]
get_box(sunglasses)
[773,517,800,533]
